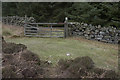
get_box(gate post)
[24,15,27,36]
[64,17,68,38]
[7,16,8,25]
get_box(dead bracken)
[58,56,119,78]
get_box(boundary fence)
[24,17,68,38]
[2,15,69,38]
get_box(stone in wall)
[68,22,120,44]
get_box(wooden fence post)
[7,16,8,24]
[50,24,52,37]
[64,17,68,38]
[36,24,39,36]
[24,15,27,36]
[15,15,17,26]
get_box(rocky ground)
[2,37,119,79]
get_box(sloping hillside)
[2,24,24,38]
[2,37,119,78]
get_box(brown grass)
[2,24,24,38]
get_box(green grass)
[6,37,118,72]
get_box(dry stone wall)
[2,16,36,26]
[68,22,120,44]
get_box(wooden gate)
[24,17,68,38]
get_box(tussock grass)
[2,24,24,37]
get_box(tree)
[2,2,120,27]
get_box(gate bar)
[29,23,65,25]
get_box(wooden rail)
[2,15,69,38]
[29,23,65,25]
[24,17,68,38]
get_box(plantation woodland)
[2,2,120,27]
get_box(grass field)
[6,37,118,72]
